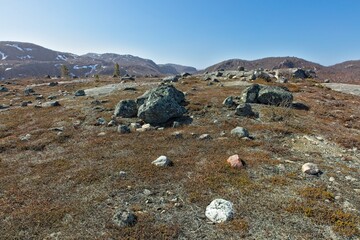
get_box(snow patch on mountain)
[0,51,8,60]
[5,68,12,71]
[25,48,33,51]
[6,44,24,51]
[73,64,98,75]
[56,55,68,61]
[17,55,33,60]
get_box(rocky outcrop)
[241,84,293,106]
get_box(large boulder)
[292,68,308,79]
[240,84,261,103]
[241,84,293,106]
[114,99,138,118]
[137,85,186,125]
[257,86,293,106]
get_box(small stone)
[205,199,234,223]
[43,101,61,107]
[199,134,211,140]
[96,118,107,126]
[174,203,182,208]
[157,127,165,131]
[329,177,335,182]
[20,102,28,107]
[226,154,245,168]
[230,127,249,138]
[172,131,183,139]
[345,176,356,182]
[75,90,86,96]
[152,155,173,167]
[172,121,181,128]
[130,122,141,129]
[302,163,321,175]
[142,124,154,131]
[97,132,106,136]
[143,189,152,196]
[119,171,127,177]
[112,210,137,227]
[335,196,341,200]
[223,96,235,108]
[277,164,286,172]
[118,125,130,134]
[107,120,117,127]
[19,134,31,141]
[235,103,256,117]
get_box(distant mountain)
[319,60,360,84]
[0,41,197,79]
[158,64,197,75]
[203,57,359,84]
[204,57,324,72]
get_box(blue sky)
[0,0,359,69]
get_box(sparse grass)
[0,76,359,239]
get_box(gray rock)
[48,82,58,86]
[181,72,191,77]
[121,76,135,81]
[24,87,35,96]
[172,121,181,128]
[257,86,293,106]
[205,199,234,223]
[114,99,138,118]
[235,103,256,117]
[112,210,137,227]
[291,102,310,111]
[74,90,85,96]
[137,85,186,125]
[231,127,249,138]
[0,104,9,109]
[117,125,130,134]
[0,86,9,92]
[96,118,107,126]
[107,120,117,127]
[223,96,235,108]
[254,70,271,81]
[20,101,29,107]
[162,75,179,83]
[35,95,44,100]
[276,77,288,83]
[292,68,309,79]
[241,84,261,103]
[47,95,57,100]
[43,101,60,107]
[152,155,173,167]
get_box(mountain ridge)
[0,41,197,79]
[0,41,359,84]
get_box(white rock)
[205,199,234,223]
[199,134,211,140]
[230,127,249,138]
[19,133,31,141]
[302,163,320,175]
[329,177,335,182]
[152,155,172,167]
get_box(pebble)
[199,134,211,140]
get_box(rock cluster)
[114,85,187,125]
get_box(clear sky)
[0,0,359,69]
